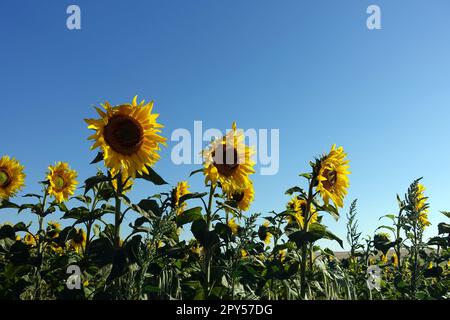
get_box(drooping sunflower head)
[258,220,273,245]
[203,122,255,193]
[85,96,166,178]
[391,253,399,267]
[316,144,350,208]
[227,218,240,235]
[285,197,317,229]
[172,181,190,215]
[47,162,78,203]
[46,221,62,238]
[24,234,37,247]
[0,156,26,200]
[228,183,255,211]
[69,228,87,254]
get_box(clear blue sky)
[1,0,450,250]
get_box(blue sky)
[1,0,450,250]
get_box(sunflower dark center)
[0,170,11,188]
[322,169,337,190]
[104,115,143,155]
[232,191,245,203]
[212,145,239,177]
[54,175,65,190]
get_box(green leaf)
[178,192,207,204]
[299,173,312,179]
[189,168,204,177]
[176,207,203,226]
[285,186,303,195]
[287,223,343,248]
[0,200,20,210]
[137,199,161,217]
[136,166,167,185]
[438,222,450,235]
[90,152,104,164]
[84,174,110,195]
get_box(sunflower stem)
[204,184,216,298]
[114,172,123,249]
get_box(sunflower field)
[0,97,448,300]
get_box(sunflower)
[316,145,350,208]
[278,249,287,262]
[258,220,273,245]
[416,183,431,228]
[286,196,317,229]
[240,249,248,258]
[203,122,255,193]
[47,221,62,238]
[228,183,254,211]
[227,218,239,235]
[0,156,26,200]
[24,234,37,247]
[85,96,166,178]
[172,181,190,215]
[391,253,399,267]
[111,169,134,194]
[69,228,87,254]
[47,162,78,203]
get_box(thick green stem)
[114,173,123,249]
[204,184,216,298]
[300,177,315,299]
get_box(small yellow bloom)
[47,162,78,203]
[172,181,190,215]
[24,234,37,247]
[0,156,26,200]
[227,218,239,235]
[240,249,248,258]
[259,220,273,245]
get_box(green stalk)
[114,172,123,249]
[204,184,216,298]
[300,176,315,299]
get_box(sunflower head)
[47,162,78,203]
[172,181,190,215]
[85,96,166,178]
[203,122,255,193]
[24,234,37,247]
[315,145,350,208]
[0,156,25,200]
[46,221,62,238]
[286,197,318,229]
[69,228,87,254]
[391,253,399,267]
[227,218,240,235]
[228,184,255,211]
[258,220,273,245]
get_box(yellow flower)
[24,234,37,247]
[111,169,134,193]
[381,253,388,263]
[69,228,86,254]
[0,156,26,200]
[316,145,350,208]
[391,253,399,267]
[203,122,255,193]
[416,184,431,228]
[190,240,204,256]
[85,96,166,178]
[228,183,254,211]
[47,221,62,238]
[47,162,78,203]
[286,197,317,229]
[259,220,272,245]
[227,218,239,235]
[279,249,287,262]
[172,181,190,215]
[240,249,248,258]
[15,235,21,241]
